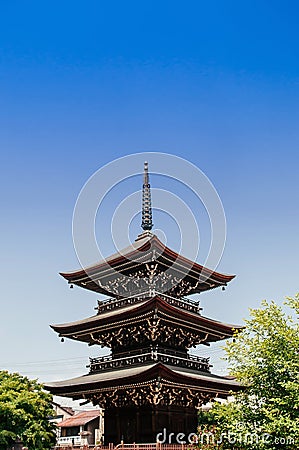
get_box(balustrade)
[88,347,210,374]
[97,291,201,315]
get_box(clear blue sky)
[0,1,299,382]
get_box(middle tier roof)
[51,294,242,347]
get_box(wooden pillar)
[116,410,121,443]
[152,407,157,441]
[136,409,140,442]
[167,406,171,433]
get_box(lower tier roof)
[45,362,240,399]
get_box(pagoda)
[46,163,242,444]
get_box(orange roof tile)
[58,410,101,427]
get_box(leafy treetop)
[197,295,299,450]
[0,371,56,450]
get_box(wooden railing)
[114,444,195,450]
[55,444,196,450]
[96,291,201,315]
[88,347,210,373]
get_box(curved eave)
[50,300,148,335]
[45,362,241,398]
[60,234,153,281]
[60,234,235,295]
[50,296,243,342]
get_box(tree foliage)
[198,295,299,449]
[0,371,56,450]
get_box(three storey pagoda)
[46,163,242,444]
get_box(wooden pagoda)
[46,162,242,444]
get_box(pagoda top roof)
[60,232,235,297]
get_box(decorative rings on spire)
[141,161,153,231]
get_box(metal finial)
[141,162,153,231]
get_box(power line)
[0,356,89,366]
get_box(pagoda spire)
[141,161,153,231]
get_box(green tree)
[0,371,56,450]
[198,295,299,450]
